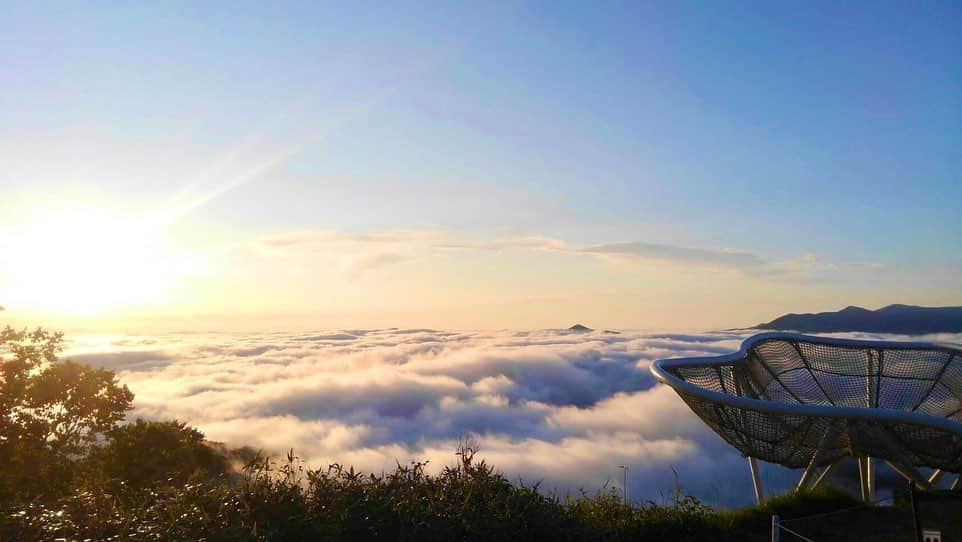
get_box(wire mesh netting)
[661,336,962,471]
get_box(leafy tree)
[0,326,133,501]
[92,418,229,490]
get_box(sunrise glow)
[0,6,955,332]
[0,205,172,316]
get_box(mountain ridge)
[756,305,962,334]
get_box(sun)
[0,206,172,316]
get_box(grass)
[0,442,916,542]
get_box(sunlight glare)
[0,206,172,316]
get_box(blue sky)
[0,1,960,329]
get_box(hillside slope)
[757,304,962,333]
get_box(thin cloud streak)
[223,228,877,282]
[581,241,766,268]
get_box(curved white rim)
[649,331,962,437]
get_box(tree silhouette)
[0,326,133,500]
[93,418,228,489]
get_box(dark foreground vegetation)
[0,327,913,541]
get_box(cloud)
[63,328,959,506]
[578,242,883,281]
[213,228,867,283]
[68,350,173,372]
[581,242,766,269]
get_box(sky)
[0,1,960,331]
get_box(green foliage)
[0,326,133,502]
[714,485,862,528]
[1,443,735,542]
[563,477,720,541]
[90,419,230,491]
[0,437,886,542]
[302,444,575,541]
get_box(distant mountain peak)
[757,305,962,334]
[568,324,592,332]
[879,304,914,312]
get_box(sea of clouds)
[63,328,962,507]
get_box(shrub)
[89,419,230,491]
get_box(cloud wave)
[63,328,962,506]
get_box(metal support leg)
[866,457,875,501]
[857,457,872,502]
[796,422,838,493]
[748,456,764,504]
[884,459,930,489]
[796,461,818,493]
[811,460,837,489]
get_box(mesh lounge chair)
[650,332,962,502]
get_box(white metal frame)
[650,332,962,502]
